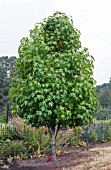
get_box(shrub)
[1,140,28,158]
[0,113,6,123]
[12,117,50,155]
[12,116,25,136]
[82,121,111,143]
[23,126,50,155]
[57,127,85,148]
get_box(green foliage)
[43,11,81,52]
[0,66,4,113]
[10,11,97,160]
[1,140,28,158]
[10,11,97,131]
[66,127,85,147]
[82,121,111,143]
[0,56,16,113]
[0,122,50,158]
[97,78,111,120]
[0,113,6,123]
[97,77,111,93]
[0,125,22,144]
[12,116,50,155]
[96,108,111,120]
[23,126,50,155]
[54,127,86,149]
[98,87,111,108]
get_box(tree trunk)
[52,133,56,161]
[50,125,59,161]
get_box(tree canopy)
[10,11,97,160]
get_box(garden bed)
[3,142,111,170]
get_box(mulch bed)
[1,142,111,170]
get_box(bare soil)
[2,142,111,170]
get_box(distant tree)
[108,77,111,90]
[0,56,16,113]
[97,78,111,93]
[96,108,111,120]
[98,87,111,108]
[97,83,108,93]
[0,66,4,113]
[96,78,111,120]
[10,12,97,160]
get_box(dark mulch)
[1,142,111,170]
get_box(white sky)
[0,0,111,85]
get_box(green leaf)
[10,11,97,134]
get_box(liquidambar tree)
[10,12,97,160]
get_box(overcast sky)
[0,0,111,85]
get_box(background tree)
[96,108,111,120]
[0,56,16,114]
[0,66,4,113]
[96,80,111,120]
[109,77,111,90]
[98,87,111,109]
[10,12,97,160]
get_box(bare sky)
[0,0,111,85]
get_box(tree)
[96,79,111,120]
[0,56,16,114]
[109,77,111,90]
[96,108,111,120]
[10,12,97,160]
[0,66,4,113]
[98,87,111,108]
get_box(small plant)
[56,127,86,148]
[0,113,6,123]
[0,131,22,145]
[1,140,28,158]
[12,116,26,136]
[23,126,50,155]
[67,127,85,147]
